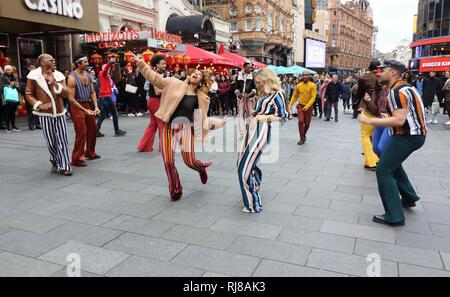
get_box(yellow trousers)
[360,112,379,168]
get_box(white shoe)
[426,119,432,124]
[128,113,135,117]
[109,116,113,120]
[432,119,439,124]
[445,121,450,125]
[242,207,254,213]
[136,112,143,117]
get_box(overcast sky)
[369,0,419,53]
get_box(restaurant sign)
[419,56,450,72]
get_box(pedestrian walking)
[235,61,257,138]
[96,55,126,138]
[0,65,21,132]
[324,74,342,122]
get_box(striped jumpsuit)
[237,91,288,213]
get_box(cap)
[378,60,406,74]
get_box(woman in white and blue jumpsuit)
[237,68,289,213]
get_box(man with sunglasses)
[289,71,317,145]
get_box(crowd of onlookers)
[1,62,450,134]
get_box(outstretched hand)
[222,116,229,125]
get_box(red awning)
[410,37,450,48]
[183,44,238,69]
[217,44,266,69]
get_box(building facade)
[0,0,99,76]
[202,0,294,66]
[326,0,374,77]
[292,0,306,65]
[410,0,450,73]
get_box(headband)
[75,56,88,64]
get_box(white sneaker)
[128,113,135,117]
[136,112,143,117]
[446,121,450,125]
[426,119,432,124]
[432,119,439,124]
[109,116,113,120]
[241,207,254,213]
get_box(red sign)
[419,57,450,72]
[84,29,182,45]
[84,30,140,43]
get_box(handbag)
[3,86,19,103]
[431,96,440,115]
[125,84,138,94]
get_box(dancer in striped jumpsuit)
[238,68,289,213]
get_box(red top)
[99,63,112,98]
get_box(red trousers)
[137,97,164,152]
[297,105,313,141]
[70,102,98,165]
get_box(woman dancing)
[130,53,229,201]
[237,68,289,213]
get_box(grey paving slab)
[210,218,283,240]
[278,228,356,254]
[228,236,311,265]
[107,255,205,277]
[273,193,331,208]
[52,206,119,226]
[306,249,399,277]
[441,252,450,271]
[39,241,130,275]
[429,223,450,238]
[253,259,347,277]
[57,184,112,196]
[46,222,123,247]
[84,198,172,219]
[398,263,450,277]
[104,232,187,261]
[0,252,63,277]
[171,245,261,277]
[0,212,67,234]
[161,225,237,250]
[396,231,450,253]
[0,229,65,258]
[321,220,396,244]
[295,206,359,224]
[152,208,221,228]
[354,239,444,269]
[251,211,324,231]
[103,215,173,237]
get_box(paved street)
[0,110,450,277]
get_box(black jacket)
[325,81,343,102]
[423,76,443,106]
[235,70,256,100]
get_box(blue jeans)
[97,97,119,132]
[372,127,392,158]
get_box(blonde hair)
[254,67,282,96]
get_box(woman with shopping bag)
[0,65,21,132]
